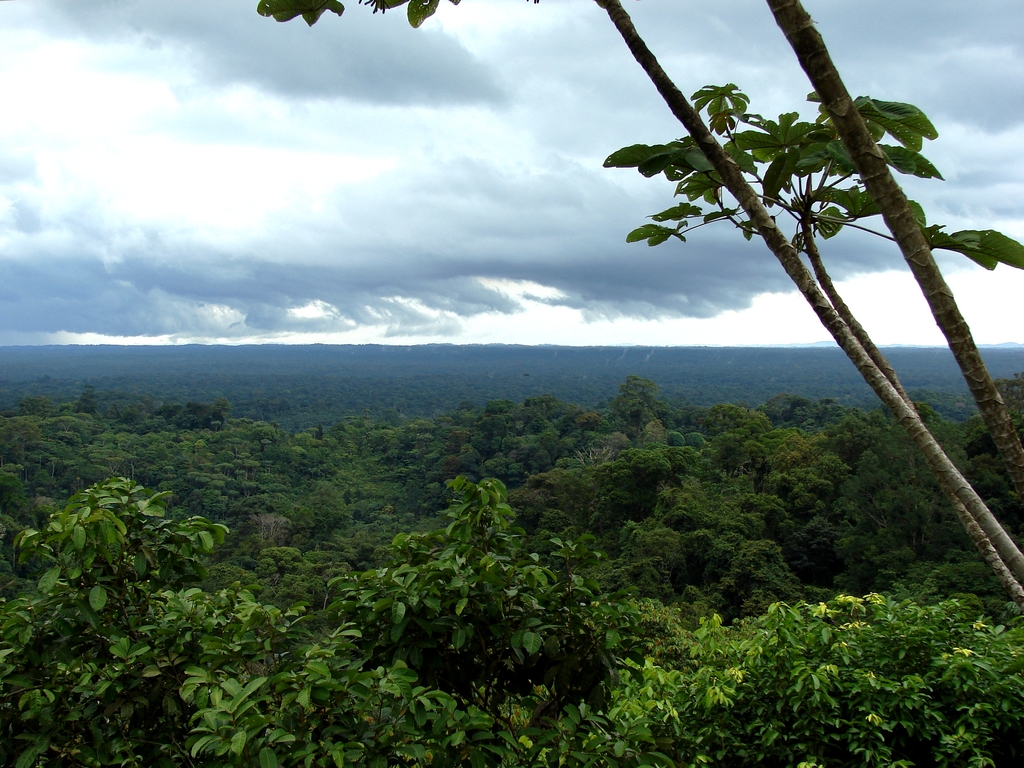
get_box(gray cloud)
[0,0,1020,342]
[37,0,505,106]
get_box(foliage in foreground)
[2,478,1024,766]
[0,478,662,767]
[635,596,1024,766]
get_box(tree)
[2,476,669,767]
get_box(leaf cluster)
[605,85,1024,271]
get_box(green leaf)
[72,525,86,551]
[825,141,856,173]
[230,729,247,756]
[198,530,214,552]
[522,631,542,655]
[38,566,60,594]
[626,224,677,245]
[879,144,943,180]
[637,152,679,178]
[930,228,1024,271]
[455,597,469,615]
[392,600,407,623]
[259,748,280,768]
[763,150,797,201]
[604,143,679,169]
[856,97,938,151]
[256,0,345,25]
[907,200,927,227]
[89,585,107,611]
[820,187,879,219]
[650,203,702,222]
[682,147,715,174]
[407,0,440,27]
[725,141,757,174]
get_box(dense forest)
[3,371,1024,764]
[4,344,1023,428]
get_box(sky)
[0,0,1022,347]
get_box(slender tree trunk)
[803,232,1024,603]
[801,221,912,404]
[593,0,1024,605]
[765,0,1024,512]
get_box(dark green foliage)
[5,344,1024,430]
[0,477,673,768]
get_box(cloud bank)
[0,0,1022,343]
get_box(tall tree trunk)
[801,220,912,404]
[766,0,1024,519]
[593,0,1024,604]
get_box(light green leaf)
[230,729,247,756]
[198,530,214,552]
[392,600,406,623]
[89,585,107,611]
[72,525,86,551]
[38,566,60,594]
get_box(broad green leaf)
[820,187,879,219]
[256,0,345,25]
[794,142,831,172]
[763,150,797,201]
[407,0,439,27]
[259,748,280,768]
[825,141,856,173]
[230,729,247,756]
[930,228,1024,271]
[879,144,943,180]
[198,530,214,552]
[38,566,60,594]
[72,525,86,551]
[110,636,131,659]
[637,152,678,177]
[522,631,542,655]
[626,224,678,246]
[907,200,927,227]
[725,141,757,174]
[650,203,702,222]
[682,146,715,174]
[392,600,406,623]
[816,207,845,240]
[604,143,679,169]
[89,585,107,611]
[856,97,938,151]
[702,208,738,224]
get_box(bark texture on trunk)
[594,0,1024,605]
[766,0,1024,515]
[802,222,912,404]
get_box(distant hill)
[2,344,1022,429]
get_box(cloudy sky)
[0,0,1022,346]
